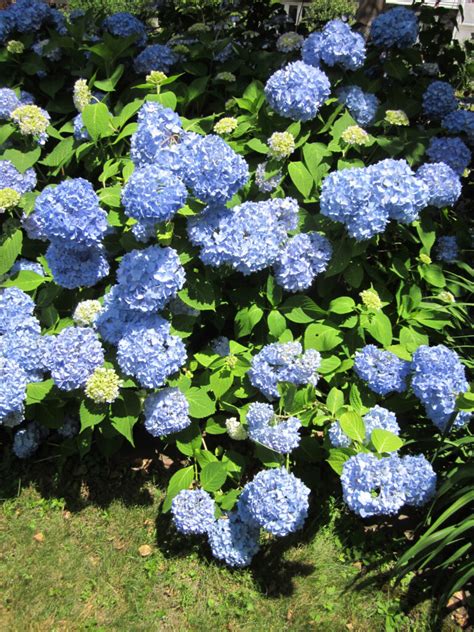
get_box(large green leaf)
[339,411,365,443]
[0,227,22,276]
[162,466,195,513]
[288,161,313,198]
[200,461,227,492]
[371,429,403,453]
[186,388,216,419]
[81,103,113,141]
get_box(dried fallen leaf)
[158,453,174,470]
[33,532,45,543]
[138,544,153,557]
[346,623,354,631]
[113,539,125,551]
[131,458,153,472]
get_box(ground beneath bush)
[0,453,458,632]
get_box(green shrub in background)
[303,0,357,32]
[66,0,155,19]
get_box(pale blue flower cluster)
[337,85,379,127]
[371,7,418,49]
[329,405,400,448]
[341,452,436,517]
[354,345,410,395]
[238,467,310,537]
[32,38,61,61]
[187,198,298,275]
[48,326,104,391]
[122,165,187,224]
[0,356,28,425]
[207,512,260,568]
[436,236,458,263]
[247,402,301,453]
[255,162,282,193]
[0,159,36,194]
[171,488,216,535]
[248,341,321,400]
[426,137,471,175]
[102,12,147,47]
[264,60,331,122]
[416,163,462,208]
[0,88,22,119]
[13,421,45,459]
[45,242,109,289]
[0,287,35,334]
[274,232,332,292]
[115,245,185,313]
[442,109,474,140]
[131,102,184,168]
[411,345,470,432]
[117,320,187,388]
[0,327,47,382]
[422,81,457,119]
[73,113,90,141]
[10,258,43,277]
[302,19,366,71]
[134,43,177,74]
[144,387,191,436]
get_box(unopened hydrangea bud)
[146,71,167,86]
[7,40,24,54]
[360,288,382,311]
[225,98,235,110]
[73,79,92,113]
[188,22,210,34]
[0,188,21,212]
[268,131,295,159]
[341,125,370,146]
[173,44,190,55]
[276,32,304,53]
[11,105,50,142]
[226,354,238,369]
[419,253,432,264]
[226,417,248,440]
[385,109,409,126]
[214,117,238,135]
[438,290,455,303]
[215,72,236,82]
[85,367,122,404]
[73,300,102,327]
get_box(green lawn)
[0,452,455,631]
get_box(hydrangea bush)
[0,0,472,570]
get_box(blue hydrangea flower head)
[422,81,458,119]
[144,387,191,437]
[102,12,147,47]
[180,133,249,204]
[10,258,43,277]
[116,245,185,313]
[436,236,458,263]
[208,511,260,567]
[134,43,177,74]
[48,326,104,391]
[46,242,109,289]
[411,344,469,432]
[0,159,36,194]
[0,356,28,423]
[0,328,48,382]
[13,422,44,458]
[401,455,436,507]
[442,109,474,141]
[0,88,21,119]
[354,345,410,395]
[0,12,15,44]
[426,137,471,176]
[130,219,157,243]
[265,61,331,122]
[337,85,379,127]
[73,113,90,141]
[255,162,282,193]
[328,422,352,448]
[329,405,400,448]
[32,178,107,246]
[117,320,187,388]
[416,162,461,208]
[57,417,80,439]
[8,0,51,33]
[371,7,418,49]
[248,341,321,400]
[274,232,332,292]
[131,102,183,168]
[238,467,310,537]
[171,488,215,535]
[302,19,366,71]
[341,453,407,517]
[122,165,187,223]
[247,402,301,453]
[0,287,35,334]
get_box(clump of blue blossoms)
[121,165,187,224]
[264,61,331,122]
[117,320,187,388]
[134,43,177,74]
[102,12,147,47]
[354,345,411,395]
[442,109,474,141]
[144,387,191,437]
[255,162,282,193]
[48,327,104,391]
[248,341,321,400]
[116,245,185,313]
[73,113,90,141]
[302,19,366,71]
[329,405,400,448]
[10,258,43,277]
[13,422,45,459]
[436,236,458,263]
[0,287,35,334]
[337,85,379,127]
[0,88,21,119]
[57,417,80,439]
[207,512,260,568]
[31,178,107,246]
[171,489,215,535]
[131,102,183,168]
[0,328,47,382]
[247,403,301,454]
[422,81,458,120]
[401,455,437,506]
[416,163,462,208]
[180,133,249,204]
[411,345,470,432]
[0,357,28,424]
[274,232,332,292]
[188,198,298,275]
[371,7,418,49]
[238,467,310,537]
[211,336,230,357]
[45,242,109,289]
[6,0,51,33]
[0,159,36,194]
[426,137,471,176]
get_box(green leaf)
[81,103,113,141]
[79,399,106,431]
[399,327,428,352]
[456,391,474,412]
[267,310,286,338]
[186,388,216,418]
[94,64,124,92]
[2,270,46,291]
[210,369,234,399]
[110,391,141,446]
[339,411,365,443]
[234,304,264,337]
[319,356,342,375]
[26,379,54,405]
[288,161,313,198]
[327,448,355,475]
[422,264,446,288]
[365,311,393,347]
[178,276,215,311]
[327,387,344,416]
[246,138,268,153]
[0,228,22,275]
[329,296,355,314]
[176,422,202,456]
[200,461,227,492]
[162,466,195,513]
[281,295,325,323]
[371,429,404,453]
[304,324,342,352]
[40,137,74,167]
[0,146,41,172]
